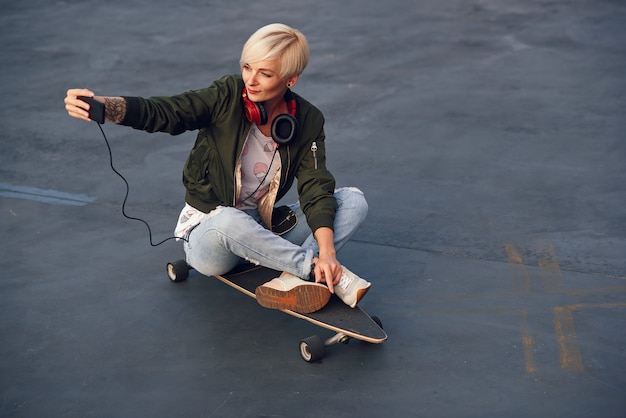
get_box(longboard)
[167,260,387,362]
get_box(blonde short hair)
[240,23,309,79]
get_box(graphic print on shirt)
[236,125,279,210]
[253,162,269,183]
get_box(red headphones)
[242,88,298,145]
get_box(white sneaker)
[255,274,331,314]
[334,266,371,308]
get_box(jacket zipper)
[282,145,291,187]
[311,142,318,169]
[233,128,250,205]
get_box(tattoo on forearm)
[103,97,127,124]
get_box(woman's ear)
[286,74,300,88]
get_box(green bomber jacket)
[120,74,337,233]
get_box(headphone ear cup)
[271,114,298,145]
[243,92,268,125]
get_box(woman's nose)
[246,72,258,86]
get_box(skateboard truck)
[299,315,383,362]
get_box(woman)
[64,23,371,314]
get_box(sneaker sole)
[353,284,371,307]
[255,284,331,314]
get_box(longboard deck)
[214,264,387,343]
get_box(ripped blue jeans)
[183,187,368,279]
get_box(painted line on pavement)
[0,182,96,206]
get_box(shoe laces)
[338,272,353,290]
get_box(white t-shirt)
[236,124,279,210]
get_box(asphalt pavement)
[1,0,625,417]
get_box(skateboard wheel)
[167,259,189,282]
[299,335,325,363]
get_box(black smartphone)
[78,96,105,124]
